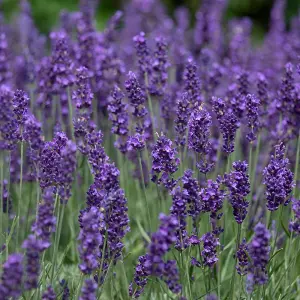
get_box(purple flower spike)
[263,142,294,211]
[0,253,23,298]
[32,187,56,249]
[188,107,212,156]
[289,198,300,235]
[201,232,220,267]
[236,238,249,275]
[151,133,180,190]
[12,89,29,125]
[129,214,181,298]
[127,133,146,152]
[183,59,202,106]
[42,286,56,300]
[125,71,148,120]
[224,161,250,224]
[247,222,270,292]
[175,92,191,147]
[133,31,151,76]
[170,186,188,250]
[246,94,260,142]
[78,206,104,274]
[108,86,129,153]
[150,37,169,96]
[181,169,201,222]
[79,279,97,300]
[22,235,45,290]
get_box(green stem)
[230,224,241,300]
[285,131,300,289]
[50,195,65,284]
[67,87,75,140]
[17,137,24,249]
[292,130,300,198]
[138,151,151,231]
[145,73,156,140]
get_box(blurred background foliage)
[1,0,300,36]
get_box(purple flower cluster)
[31,187,56,249]
[170,186,188,250]
[79,129,129,279]
[175,92,191,147]
[212,97,239,154]
[79,279,97,300]
[22,235,45,290]
[129,214,181,298]
[200,178,225,220]
[181,169,201,222]
[42,286,56,300]
[12,89,29,126]
[289,198,300,235]
[188,107,212,156]
[263,142,294,211]
[246,94,260,142]
[224,161,250,224]
[247,222,271,292]
[133,31,151,77]
[183,59,202,106]
[150,37,169,96]
[78,206,104,274]
[236,239,249,275]
[151,133,180,190]
[0,254,23,298]
[39,132,77,202]
[201,232,220,267]
[107,86,129,153]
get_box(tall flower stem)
[50,196,65,284]
[16,134,24,249]
[138,151,151,231]
[230,224,241,300]
[285,131,300,287]
[145,73,156,140]
[67,87,75,141]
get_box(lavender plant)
[0,0,299,299]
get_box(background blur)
[1,0,300,35]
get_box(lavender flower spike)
[263,142,294,211]
[246,94,260,142]
[151,133,180,190]
[247,222,271,292]
[78,206,104,274]
[13,89,29,125]
[224,161,250,224]
[42,286,56,300]
[289,198,300,235]
[79,279,97,300]
[0,253,23,298]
